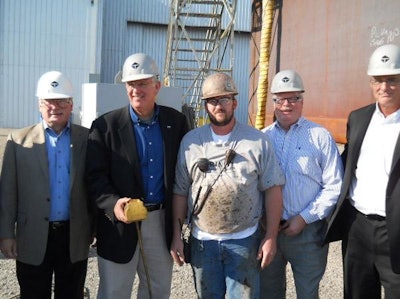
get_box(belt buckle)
[50,221,68,229]
[145,203,163,212]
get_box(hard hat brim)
[121,74,155,83]
[201,91,238,100]
[37,93,72,99]
[367,69,400,76]
[271,87,304,94]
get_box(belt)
[49,221,69,230]
[356,209,386,221]
[144,203,165,212]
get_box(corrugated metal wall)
[101,0,251,124]
[0,0,99,128]
[1,0,251,128]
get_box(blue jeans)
[260,221,328,299]
[190,233,260,299]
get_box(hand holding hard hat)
[124,198,148,222]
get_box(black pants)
[343,208,400,299]
[16,222,88,299]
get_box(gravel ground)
[0,128,344,298]
[0,242,343,298]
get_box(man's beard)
[208,112,234,126]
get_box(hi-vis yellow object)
[124,199,148,222]
[255,0,275,130]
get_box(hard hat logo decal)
[201,73,238,100]
[122,53,159,82]
[271,70,305,93]
[36,71,73,99]
[381,55,390,63]
[367,44,400,76]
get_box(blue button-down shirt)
[263,117,343,223]
[43,121,71,221]
[130,105,165,204]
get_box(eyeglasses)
[126,80,155,89]
[370,77,400,87]
[41,99,72,108]
[205,97,233,106]
[272,96,302,105]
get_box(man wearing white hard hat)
[260,70,343,299]
[0,71,95,298]
[325,44,400,298]
[86,53,189,298]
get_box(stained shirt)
[130,105,164,204]
[43,121,71,221]
[263,117,343,224]
[350,104,400,216]
[174,122,285,236]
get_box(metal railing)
[164,0,236,127]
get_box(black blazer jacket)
[86,105,189,263]
[325,103,400,274]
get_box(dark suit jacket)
[325,103,400,273]
[86,105,189,263]
[0,123,94,265]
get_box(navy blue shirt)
[130,105,165,204]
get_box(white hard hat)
[121,53,159,82]
[367,44,400,76]
[271,70,305,94]
[36,71,73,99]
[201,73,238,100]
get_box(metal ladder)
[164,0,236,128]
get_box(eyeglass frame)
[370,76,400,87]
[204,96,234,106]
[272,96,303,105]
[40,98,72,108]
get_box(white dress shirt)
[350,104,400,216]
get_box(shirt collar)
[275,116,305,130]
[42,119,71,135]
[374,102,400,123]
[130,104,159,125]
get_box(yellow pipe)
[255,0,274,130]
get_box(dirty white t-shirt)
[174,122,285,240]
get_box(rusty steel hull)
[249,0,400,143]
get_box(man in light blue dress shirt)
[260,70,343,299]
[0,71,94,299]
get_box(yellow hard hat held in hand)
[124,199,148,222]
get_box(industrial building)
[0,0,251,128]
